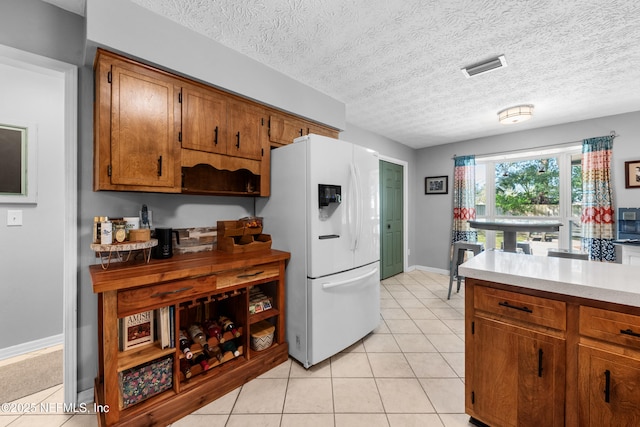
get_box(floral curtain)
[581,135,616,261]
[452,155,477,242]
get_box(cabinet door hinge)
[261,148,264,157]
[471,321,475,335]
[107,71,112,84]
[178,131,182,143]
[178,91,182,103]
[471,391,475,404]
[261,118,265,126]
[107,165,112,177]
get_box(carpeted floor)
[0,348,63,403]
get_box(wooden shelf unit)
[90,249,290,427]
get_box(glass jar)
[113,220,127,243]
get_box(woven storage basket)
[250,320,275,351]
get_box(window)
[476,146,581,254]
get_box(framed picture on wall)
[425,176,448,195]
[625,160,640,189]
[0,122,37,204]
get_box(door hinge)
[107,165,112,177]
[178,91,182,103]
[261,118,264,126]
[178,131,182,143]
[261,148,264,157]
[107,71,112,84]
[471,391,475,404]
[471,321,475,335]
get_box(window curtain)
[452,155,477,243]
[581,135,615,261]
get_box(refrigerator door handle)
[349,162,363,250]
[349,163,358,250]
[354,163,363,249]
[321,267,378,289]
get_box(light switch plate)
[7,210,22,226]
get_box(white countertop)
[459,251,640,307]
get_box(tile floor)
[1,270,475,427]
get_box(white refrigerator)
[256,134,380,368]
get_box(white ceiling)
[45,0,640,149]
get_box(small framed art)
[425,176,448,194]
[0,122,37,203]
[625,160,640,189]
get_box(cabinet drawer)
[216,262,280,290]
[118,275,217,316]
[580,306,640,349]
[474,285,566,331]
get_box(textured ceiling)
[47,0,640,148]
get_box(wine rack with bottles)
[90,249,290,427]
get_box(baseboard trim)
[0,334,64,361]
[410,264,449,276]
[77,387,94,405]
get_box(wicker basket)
[250,320,275,351]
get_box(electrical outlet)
[7,210,22,226]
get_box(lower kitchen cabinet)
[470,317,565,427]
[578,346,640,426]
[90,249,290,427]
[466,278,640,427]
[466,283,566,427]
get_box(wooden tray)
[217,233,272,254]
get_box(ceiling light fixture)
[461,55,507,78]
[498,105,534,125]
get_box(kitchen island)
[459,251,640,427]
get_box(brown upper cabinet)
[94,49,339,196]
[268,113,339,147]
[180,85,228,155]
[94,52,182,192]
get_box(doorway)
[380,160,404,279]
[0,45,77,404]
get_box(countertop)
[459,251,640,307]
[89,249,290,294]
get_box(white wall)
[414,111,640,271]
[0,60,65,352]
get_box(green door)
[380,160,404,279]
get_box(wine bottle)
[179,330,193,359]
[180,358,192,379]
[188,324,211,357]
[193,353,209,371]
[221,340,240,357]
[209,344,223,362]
[219,315,241,338]
[203,320,225,344]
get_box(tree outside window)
[494,158,559,217]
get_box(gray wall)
[0,0,84,65]
[85,0,346,131]
[414,111,640,272]
[0,58,66,350]
[0,0,83,353]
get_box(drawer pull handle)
[538,348,543,377]
[237,270,264,279]
[498,301,532,313]
[620,328,640,338]
[604,369,611,403]
[151,286,193,298]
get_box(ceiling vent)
[461,55,507,78]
